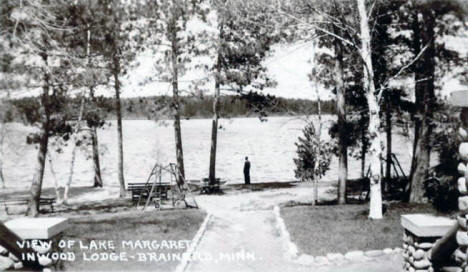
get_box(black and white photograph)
[0,0,467,271]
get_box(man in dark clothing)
[243,156,251,184]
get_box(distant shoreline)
[102,113,336,121]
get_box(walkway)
[186,187,402,272]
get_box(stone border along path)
[181,189,403,272]
[273,204,404,267]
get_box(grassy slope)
[62,209,206,271]
[281,203,443,256]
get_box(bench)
[0,197,56,215]
[345,177,370,203]
[127,182,171,206]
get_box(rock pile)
[402,230,436,272]
[450,108,468,271]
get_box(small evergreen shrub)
[294,122,333,182]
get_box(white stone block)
[344,250,366,261]
[413,259,431,269]
[401,214,455,237]
[458,177,467,194]
[413,249,425,260]
[383,248,393,254]
[459,196,468,211]
[458,163,467,175]
[456,230,468,246]
[415,242,433,250]
[4,217,68,240]
[460,143,468,161]
[409,245,416,255]
[0,255,14,270]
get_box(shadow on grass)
[224,182,297,192]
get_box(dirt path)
[186,187,402,272]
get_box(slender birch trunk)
[47,153,62,203]
[63,96,85,203]
[170,21,185,184]
[357,0,383,219]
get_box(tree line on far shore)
[6,95,336,121]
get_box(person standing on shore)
[243,156,251,184]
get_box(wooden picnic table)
[127,182,172,205]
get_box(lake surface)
[2,116,415,189]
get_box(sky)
[106,41,334,100]
[105,34,467,101]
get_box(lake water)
[2,116,415,189]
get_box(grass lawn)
[280,202,446,256]
[61,209,206,271]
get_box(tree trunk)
[208,70,220,185]
[408,7,435,203]
[113,55,126,198]
[208,32,222,186]
[64,96,85,203]
[91,127,103,187]
[333,30,347,205]
[357,0,383,219]
[171,25,185,184]
[47,153,62,203]
[27,54,51,217]
[26,121,49,217]
[87,29,103,188]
